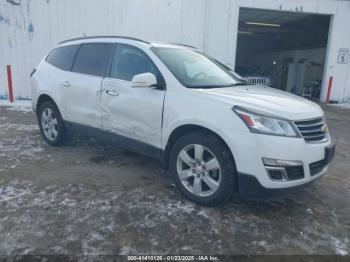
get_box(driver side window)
[111,44,160,82]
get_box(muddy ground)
[0,104,349,256]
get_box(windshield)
[151,47,241,88]
[209,57,248,83]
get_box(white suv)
[31,36,335,206]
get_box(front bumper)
[238,145,335,200]
[238,142,335,200]
[222,128,334,193]
[237,172,316,200]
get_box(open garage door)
[235,8,331,101]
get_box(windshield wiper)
[188,85,223,89]
[188,82,250,89]
[222,82,250,87]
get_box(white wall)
[0,0,210,99]
[0,0,350,102]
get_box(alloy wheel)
[41,108,59,141]
[176,144,221,197]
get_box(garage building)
[0,0,349,103]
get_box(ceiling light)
[246,22,280,27]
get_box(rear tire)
[38,101,66,146]
[169,131,236,206]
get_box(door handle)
[105,90,119,96]
[62,81,71,87]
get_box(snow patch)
[0,180,32,208]
[331,237,349,256]
[0,123,39,132]
[81,231,107,255]
[119,246,138,255]
[197,209,212,220]
[0,100,33,113]
[0,135,44,167]
[0,119,43,169]
[330,103,350,110]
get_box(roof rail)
[170,42,198,49]
[58,35,149,45]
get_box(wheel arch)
[36,94,58,115]
[162,124,236,171]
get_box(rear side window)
[72,43,114,77]
[46,45,80,71]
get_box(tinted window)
[46,45,80,71]
[72,43,114,77]
[111,44,161,82]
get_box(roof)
[57,36,197,50]
[58,35,150,45]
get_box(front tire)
[38,101,66,146]
[169,131,236,206]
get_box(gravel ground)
[0,103,349,256]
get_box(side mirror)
[131,73,157,88]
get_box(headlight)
[232,106,300,138]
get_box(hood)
[197,85,323,120]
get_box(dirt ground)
[0,103,349,256]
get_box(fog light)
[263,158,303,167]
[265,166,288,181]
[263,158,305,181]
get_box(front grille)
[246,77,267,85]
[309,159,327,176]
[294,117,327,143]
